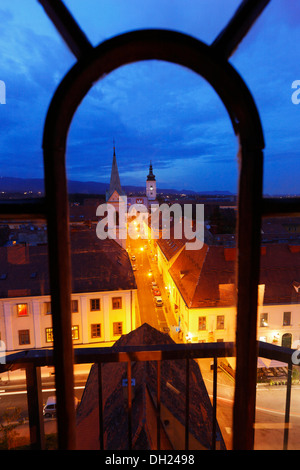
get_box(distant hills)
[0,176,234,196]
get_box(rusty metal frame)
[0,0,284,450]
[41,27,265,451]
[0,341,297,450]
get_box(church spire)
[147,161,156,181]
[106,141,125,201]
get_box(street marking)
[254,423,292,429]
[208,394,300,419]
[0,385,85,396]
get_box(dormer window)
[293,281,300,293]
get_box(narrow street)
[128,237,178,339]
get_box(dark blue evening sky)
[0,0,300,194]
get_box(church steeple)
[146,161,156,201]
[106,141,125,201]
[147,161,156,181]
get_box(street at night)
[127,236,178,338]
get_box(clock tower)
[146,162,156,201]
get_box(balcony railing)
[0,340,298,450]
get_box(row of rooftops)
[157,236,300,308]
[0,227,137,299]
[1,215,300,307]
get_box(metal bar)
[25,364,45,450]
[212,356,218,450]
[262,198,300,217]
[233,147,264,450]
[72,342,236,365]
[43,146,76,450]
[156,361,161,450]
[98,363,104,450]
[37,0,93,59]
[212,0,271,58]
[283,361,293,450]
[258,341,296,364]
[127,361,132,450]
[0,200,47,220]
[185,358,190,451]
[8,340,298,369]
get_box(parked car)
[132,264,137,271]
[43,396,57,418]
[43,395,79,419]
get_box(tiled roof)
[0,228,136,298]
[156,237,186,262]
[76,323,225,450]
[169,243,300,308]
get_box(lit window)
[90,298,100,311]
[19,329,30,345]
[71,325,79,340]
[198,316,206,330]
[45,327,53,342]
[283,311,291,326]
[216,315,225,330]
[91,323,101,338]
[44,302,51,314]
[112,297,122,309]
[260,313,268,327]
[17,303,28,317]
[113,322,123,335]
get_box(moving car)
[153,289,161,297]
[155,296,163,307]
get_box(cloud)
[0,1,299,194]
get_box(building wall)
[257,303,300,348]
[163,256,300,347]
[188,306,237,343]
[0,289,137,352]
[182,300,300,347]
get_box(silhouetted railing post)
[97,363,104,450]
[284,360,293,450]
[25,364,45,450]
[212,356,218,450]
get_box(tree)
[0,407,24,449]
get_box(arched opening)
[43,29,264,450]
[282,333,292,349]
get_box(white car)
[43,395,79,419]
[43,396,57,418]
[155,296,163,307]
